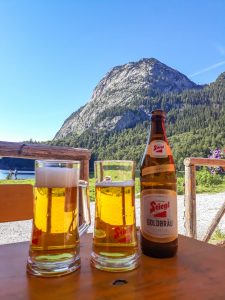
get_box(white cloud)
[189,60,225,77]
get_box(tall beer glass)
[27,160,90,277]
[91,160,139,272]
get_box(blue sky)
[0,0,225,142]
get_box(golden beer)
[27,160,90,277]
[28,187,79,264]
[93,181,137,257]
[91,160,139,272]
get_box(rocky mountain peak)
[215,72,225,83]
[94,57,197,98]
[54,58,199,140]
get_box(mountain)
[52,58,225,170]
[55,58,199,139]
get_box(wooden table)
[0,234,224,300]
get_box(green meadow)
[1,168,225,202]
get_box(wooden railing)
[0,141,91,223]
[0,141,91,181]
[184,157,225,242]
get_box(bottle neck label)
[147,140,171,158]
[141,189,177,240]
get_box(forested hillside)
[2,59,223,172]
[51,72,225,170]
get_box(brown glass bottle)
[140,110,178,258]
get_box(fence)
[184,157,225,242]
[0,141,91,224]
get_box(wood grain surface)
[0,141,91,160]
[0,184,33,222]
[0,234,224,300]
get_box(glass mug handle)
[78,180,91,236]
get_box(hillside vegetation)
[2,59,224,173]
[51,72,225,170]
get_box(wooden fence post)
[184,158,197,238]
[203,202,225,242]
[183,157,225,242]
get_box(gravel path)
[0,193,225,245]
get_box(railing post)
[80,159,90,181]
[184,158,197,238]
[203,201,225,242]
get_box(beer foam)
[35,167,79,188]
[96,180,134,187]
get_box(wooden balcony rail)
[0,141,91,160]
[0,141,91,181]
[0,141,91,223]
[184,157,225,242]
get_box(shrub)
[196,168,224,187]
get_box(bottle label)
[141,189,177,239]
[147,140,171,158]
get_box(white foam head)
[96,180,134,187]
[35,167,79,188]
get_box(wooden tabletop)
[0,234,224,300]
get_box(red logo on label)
[153,144,164,153]
[150,201,170,218]
[32,228,42,245]
[113,226,132,243]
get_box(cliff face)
[54,58,199,139]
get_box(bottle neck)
[149,116,167,142]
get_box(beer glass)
[91,160,139,272]
[27,160,90,277]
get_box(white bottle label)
[141,190,177,238]
[147,140,170,158]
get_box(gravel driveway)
[0,192,225,245]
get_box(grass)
[89,175,95,202]
[209,228,225,245]
[196,183,225,194]
[177,176,225,195]
[1,169,225,202]
[177,169,225,195]
[0,179,35,185]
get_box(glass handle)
[78,180,91,236]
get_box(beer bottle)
[140,109,178,258]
